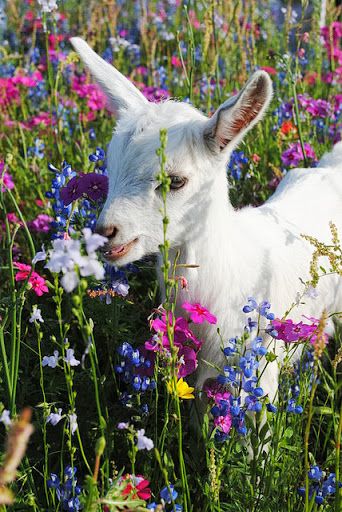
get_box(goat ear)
[204,71,273,153]
[70,37,148,116]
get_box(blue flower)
[223,337,237,356]
[309,466,323,481]
[47,473,60,489]
[266,403,277,413]
[160,484,178,503]
[251,337,267,357]
[242,297,258,313]
[239,353,258,378]
[217,366,240,386]
[229,396,241,416]
[287,399,303,414]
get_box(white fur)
[71,38,342,398]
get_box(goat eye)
[169,176,187,190]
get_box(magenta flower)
[214,414,232,434]
[28,214,53,233]
[0,162,14,192]
[281,142,317,168]
[271,317,328,346]
[182,302,217,324]
[177,346,197,378]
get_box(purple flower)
[81,173,108,201]
[60,176,85,206]
[281,142,317,167]
[28,214,53,233]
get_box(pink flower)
[271,317,327,345]
[214,414,232,434]
[28,214,53,233]
[13,262,48,297]
[171,56,182,68]
[182,302,217,324]
[1,162,14,192]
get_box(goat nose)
[95,224,119,239]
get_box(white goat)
[71,37,342,397]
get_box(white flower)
[29,306,44,323]
[47,408,63,426]
[0,409,11,427]
[61,271,79,293]
[83,228,107,254]
[37,0,59,13]
[45,235,106,293]
[32,245,47,265]
[80,256,105,280]
[42,350,59,368]
[69,413,78,435]
[136,429,154,451]
[64,349,80,367]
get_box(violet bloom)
[81,173,108,201]
[60,176,85,206]
[281,142,317,167]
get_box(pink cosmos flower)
[182,302,217,324]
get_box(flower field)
[0,1,342,511]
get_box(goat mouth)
[103,238,138,261]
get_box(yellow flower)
[167,378,195,400]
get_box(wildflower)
[136,429,154,451]
[0,165,14,192]
[42,351,59,368]
[32,246,47,264]
[81,173,108,202]
[160,484,178,504]
[223,337,238,356]
[182,302,217,324]
[82,228,107,254]
[281,142,317,168]
[266,403,277,413]
[309,465,323,481]
[239,353,258,378]
[46,409,63,426]
[69,413,78,435]
[0,410,11,427]
[167,378,195,399]
[29,306,44,324]
[60,176,85,206]
[117,422,129,430]
[287,398,303,414]
[28,214,53,233]
[37,0,59,13]
[213,414,232,434]
[14,263,48,297]
[64,349,80,367]
[121,474,151,501]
